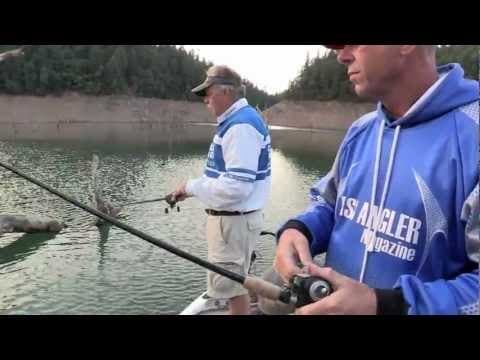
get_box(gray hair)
[217,84,247,100]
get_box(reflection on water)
[0,233,57,272]
[0,125,345,314]
[97,225,112,271]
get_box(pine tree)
[284,46,478,102]
[0,45,278,107]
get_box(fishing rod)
[123,199,280,235]
[0,159,332,309]
[121,200,277,237]
[125,201,280,236]
[123,197,170,207]
[125,197,277,237]
[122,196,181,214]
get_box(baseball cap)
[324,45,346,50]
[192,65,242,97]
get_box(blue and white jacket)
[286,64,479,315]
[186,99,271,212]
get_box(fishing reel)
[278,274,333,308]
[290,274,332,307]
[164,194,181,215]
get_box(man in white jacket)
[172,65,272,315]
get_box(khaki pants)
[206,211,264,299]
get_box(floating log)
[0,215,64,234]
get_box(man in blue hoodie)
[274,45,479,315]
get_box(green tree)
[0,45,278,107]
[284,45,478,102]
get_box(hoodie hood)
[379,63,479,128]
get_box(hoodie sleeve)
[396,185,479,315]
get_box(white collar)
[217,98,249,124]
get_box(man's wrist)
[374,288,409,315]
[277,220,313,244]
[185,180,196,197]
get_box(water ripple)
[0,137,335,314]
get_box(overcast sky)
[178,45,330,95]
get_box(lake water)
[0,125,345,314]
